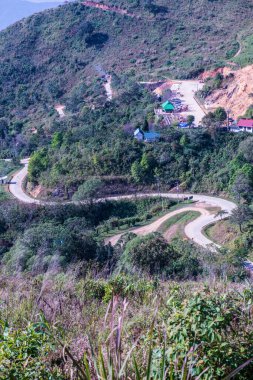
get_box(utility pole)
[227,109,231,130]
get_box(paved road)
[8,162,237,249]
[9,159,41,205]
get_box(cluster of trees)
[19,74,252,201]
[202,106,227,127]
[0,193,248,279]
[116,232,202,279]
[198,73,225,99]
[229,136,253,240]
[0,197,176,274]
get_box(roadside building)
[237,119,253,133]
[162,101,175,113]
[134,128,160,143]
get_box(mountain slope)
[1,0,253,127]
[0,0,64,31]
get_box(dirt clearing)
[55,105,66,118]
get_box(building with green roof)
[162,101,175,113]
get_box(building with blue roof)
[134,128,160,143]
[178,122,189,128]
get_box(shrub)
[119,232,179,275]
[0,320,63,380]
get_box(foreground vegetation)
[1,272,253,379]
[0,181,251,379]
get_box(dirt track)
[105,206,207,246]
[55,105,66,118]
[104,76,113,100]
[81,1,135,17]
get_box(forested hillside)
[1,0,253,127]
[26,95,253,199]
[0,1,253,196]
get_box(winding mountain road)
[9,160,237,249]
[9,159,41,205]
[105,206,205,247]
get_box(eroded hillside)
[205,65,253,119]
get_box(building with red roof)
[237,119,253,133]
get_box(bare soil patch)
[163,224,179,241]
[204,65,253,119]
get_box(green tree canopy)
[230,205,253,232]
[239,136,253,163]
[28,149,49,184]
[72,178,103,202]
[244,105,253,119]
[119,232,179,275]
[187,115,195,125]
[3,221,100,273]
[231,173,253,203]
[214,107,227,122]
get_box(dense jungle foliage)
[0,198,202,277]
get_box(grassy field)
[234,34,253,66]
[157,210,200,238]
